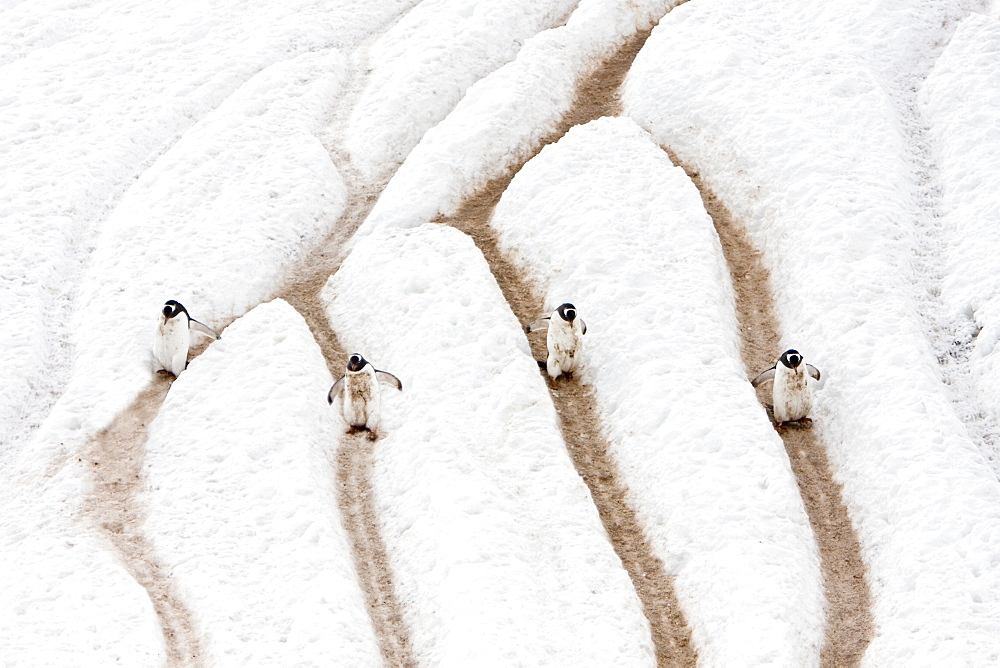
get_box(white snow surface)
[345,0,578,181]
[0,0,413,469]
[142,299,381,666]
[321,224,656,666]
[6,0,1000,662]
[19,49,348,477]
[491,116,825,666]
[623,0,1000,663]
[921,12,1000,430]
[2,46,351,666]
[0,494,166,666]
[357,0,678,238]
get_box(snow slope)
[0,0,407,462]
[623,0,1000,663]
[18,49,347,477]
[321,224,655,666]
[358,0,678,237]
[922,12,1000,431]
[0,494,166,666]
[6,0,1000,662]
[345,0,578,181]
[490,116,825,666]
[0,49,350,666]
[142,299,381,666]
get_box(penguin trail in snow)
[82,374,203,665]
[672,156,874,666]
[432,21,697,667]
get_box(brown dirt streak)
[337,433,416,667]
[81,374,203,667]
[431,26,698,666]
[441,187,695,668]
[674,160,874,666]
[273,14,687,665]
[279,183,415,666]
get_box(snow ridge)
[441,178,696,665]
[671,155,875,664]
[622,0,1000,662]
[920,10,1000,478]
[322,224,656,666]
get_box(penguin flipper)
[526,317,550,334]
[189,319,221,340]
[376,370,403,392]
[580,320,587,335]
[807,364,821,381]
[328,376,345,404]
[751,366,776,387]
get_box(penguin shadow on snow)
[153,299,223,379]
[328,353,403,442]
[751,348,822,433]
[525,302,587,382]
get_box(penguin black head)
[162,300,187,320]
[779,349,803,369]
[556,303,577,323]
[347,353,368,372]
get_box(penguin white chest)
[773,366,812,423]
[343,369,380,430]
[155,316,189,376]
[547,320,583,378]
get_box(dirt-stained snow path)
[685,170,874,666]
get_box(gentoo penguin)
[526,303,587,379]
[154,300,221,377]
[752,349,822,429]
[328,353,402,439]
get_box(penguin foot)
[775,418,813,433]
[346,425,379,441]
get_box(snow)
[623,0,1000,663]
[143,299,381,666]
[0,503,166,666]
[0,0,410,462]
[321,224,655,666]
[921,12,1000,429]
[19,47,348,476]
[490,116,824,666]
[345,0,578,182]
[357,0,678,237]
[4,0,1000,663]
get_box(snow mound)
[922,12,1000,423]
[357,0,678,237]
[19,49,347,479]
[624,2,1000,663]
[345,0,577,181]
[491,116,824,666]
[142,298,381,666]
[322,223,655,666]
